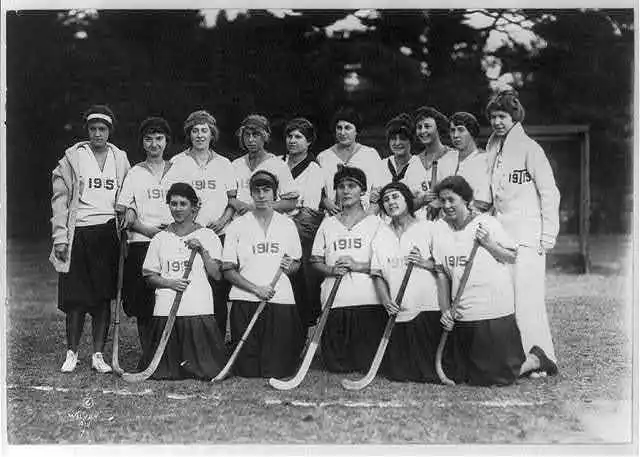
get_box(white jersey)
[418,146,459,188]
[223,211,301,304]
[117,162,174,243]
[371,220,439,322]
[76,145,118,226]
[455,149,493,207]
[311,214,382,308]
[381,155,429,220]
[167,151,237,230]
[432,214,516,321]
[232,153,298,206]
[143,227,222,317]
[317,144,386,209]
[283,156,325,214]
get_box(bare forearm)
[482,240,517,264]
[223,268,259,295]
[272,198,298,213]
[436,272,450,312]
[373,275,393,304]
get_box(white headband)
[86,113,113,125]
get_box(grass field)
[4,236,636,450]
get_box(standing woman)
[370,182,450,383]
[140,183,226,380]
[168,110,237,337]
[50,105,131,373]
[485,90,560,376]
[413,106,458,218]
[117,117,174,359]
[222,171,303,378]
[317,107,386,215]
[311,166,387,373]
[283,117,325,328]
[380,113,430,219]
[433,176,526,386]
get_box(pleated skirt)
[321,304,388,373]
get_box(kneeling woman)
[370,182,450,382]
[222,170,303,378]
[311,166,387,373]
[140,183,226,380]
[433,175,525,386]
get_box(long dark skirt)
[382,311,454,383]
[210,233,230,337]
[229,300,304,379]
[447,314,525,386]
[58,219,118,313]
[122,242,155,319]
[139,315,226,380]
[291,233,323,328]
[321,305,388,373]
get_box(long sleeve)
[51,158,73,245]
[528,144,561,247]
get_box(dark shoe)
[530,345,558,376]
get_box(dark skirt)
[58,219,118,313]
[209,234,231,337]
[139,315,226,381]
[291,232,323,327]
[229,300,304,379]
[447,314,525,386]
[321,305,388,373]
[122,242,155,319]
[382,311,454,383]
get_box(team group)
[50,89,561,387]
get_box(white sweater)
[485,123,560,248]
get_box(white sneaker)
[61,350,78,373]
[92,352,112,373]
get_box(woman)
[50,104,131,373]
[140,182,226,380]
[370,181,450,382]
[311,166,387,373]
[168,110,237,337]
[230,114,299,216]
[118,117,175,358]
[433,175,527,386]
[380,113,430,219]
[283,117,325,328]
[485,90,561,376]
[317,107,386,215]
[413,106,458,219]
[222,170,303,378]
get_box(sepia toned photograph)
[1,3,636,454]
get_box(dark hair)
[84,104,116,131]
[449,112,480,139]
[385,113,415,144]
[413,106,449,144]
[166,182,200,208]
[333,165,367,192]
[237,114,271,151]
[331,106,362,132]
[249,170,279,199]
[139,116,172,140]
[485,89,525,123]
[433,175,474,204]
[378,181,415,217]
[284,117,316,145]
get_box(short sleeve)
[276,160,298,198]
[142,234,162,275]
[117,168,137,207]
[222,160,237,194]
[285,219,302,260]
[201,228,223,261]
[311,219,329,258]
[222,219,241,266]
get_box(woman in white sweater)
[484,89,561,377]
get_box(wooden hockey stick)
[211,267,284,382]
[435,240,480,386]
[121,248,198,383]
[341,262,415,390]
[268,276,343,390]
[111,233,128,375]
[427,161,439,221]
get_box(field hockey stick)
[427,161,439,221]
[341,262,415,391]
[435,240,480,386]
[268,275,343,390]
[121,248,198,383]
[212,267,284,382]
[111,232,128,375]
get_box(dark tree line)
[5,9,633,237]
